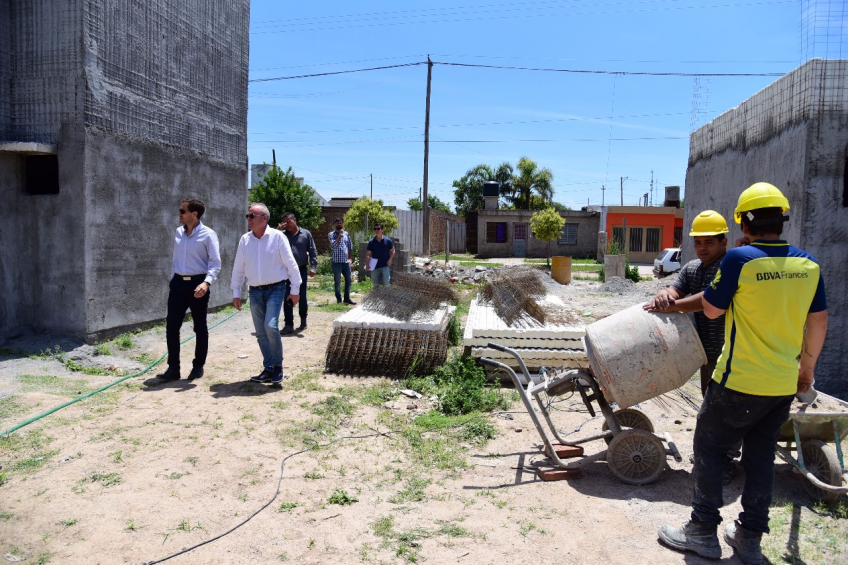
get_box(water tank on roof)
[483,181,500,197]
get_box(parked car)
[653,248,681,277]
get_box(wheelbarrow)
[480,342,682,485]
[774,389,848,502]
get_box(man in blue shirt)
[365,223,395,286]
[159,198,221,382]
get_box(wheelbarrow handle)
[478,357,503,369]
[487,342,508,352]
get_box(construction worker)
[659,183,827,564]
[645,210,728,395]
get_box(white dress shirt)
[171,221,221,285]
[231,227,303,299]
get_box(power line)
[249,62,424,83]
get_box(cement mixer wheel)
[800,440,843,503]
[607,429,666,485]
[602,408,654,445]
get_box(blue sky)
[247,0,805,211]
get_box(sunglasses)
[246,213,264,219]
[374,227,382,231]
[179,209,187,214]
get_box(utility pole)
[620,176,628,206]
[370,173,373,200]
[650,170,654,206]
[422,55,433,257]
[272,149,276,169]
[601,185,606,207]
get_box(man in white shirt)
[231,203,302,384]
[159,198,221,382]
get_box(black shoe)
[270,366,284,384]
[343,299,356,305]
[336,299,342,304]
[249,368,272,383]
[280,325,295,335]
[187,367,204,380]
[157,367,181,381]
[297,320,307,331]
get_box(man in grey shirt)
[278,212,318,334]
[159,198,221,382]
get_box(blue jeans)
[370,266,391,286]
[332,262,351,302]
[248,281,287,369]
[691,380,792,533]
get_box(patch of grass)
[167,471,188,480]
[436,521,471,538]
[109,450,123,463]
[458,419,496,445]
[286,371,324,392]
[17,374,93,397]
[371,514,424,562]
[93,343,112,356]
[761,499,848,564]
[34,552,52,565]
[389,476,430,504]
[126,518,138,531]
[114,333,135,350]
[304,471,324,479]
[133,353,157,366]
[311,395,354,418]
[278,502,298,513]
[0,396,27,420]
[358,382,395,406]
[446,315,462,346]
[9,450,59,474]
[60,518,78,528]
[328,488,358,505]
[185,456,199,467]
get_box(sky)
[246,0,809,211]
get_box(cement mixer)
[480,305,706,485]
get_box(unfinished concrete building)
[684,59,847,397]
[0,1,250,343]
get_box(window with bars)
[558,223,578,245]
[629,227,643,253]
[486,222,507,243]
[673,226,683,247]
[646,227,661,253]
[612,226,625,249]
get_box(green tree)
[508,157,553,210]
[248,165,322,230]
[529,208,565,266]
[407,194,452,214]
[344,197,399,236]
[451,162,512,217]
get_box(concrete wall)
[0,125,87,339]
[81,129,246,341]
[685,59,848,397]
[476,210,600,259]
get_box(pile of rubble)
[413,259,494,284]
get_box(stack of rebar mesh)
[324,273,457,377]
[480,267,548,325]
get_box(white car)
[653,248,681,277]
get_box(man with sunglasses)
[329,217,356,305]
[158,198,221,382]
[365,223,395,286]
[231,203,302,385]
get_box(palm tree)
[510,157,553,210]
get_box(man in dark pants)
[158,198,221,382]
[278,212,317,334]
[658,183,828,564]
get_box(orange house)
[604,206,684,263]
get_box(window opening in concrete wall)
[843,152,847,207]
[612,226,625,249]
[486,222,507,243]
[558,223,578,245]
[628,227,643,253]
[24,155,59,195]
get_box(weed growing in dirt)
[446,315,463,346]
[287,371,324,392]
[34,552,52,565]
[371,514,425,562]
[0,396,26,420]
[133,353,157,366]
[762,499,848,563]
[402,354,510,416]
[278,502,298,513]
[109,450,123,463]
[357,382,395,406]
[114,333,135,350]
[328,488,358,505]
[17,374,93,397]
[9,449,59,474]
[93,343,112,356]
[304,471,324,480]
[125,519,137,531]
[60,518,78,528]
[311,395,354,418]
[389,476,430,504]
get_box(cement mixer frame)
[480,342,683,485]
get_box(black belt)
[250,280,284,290]
[176,274,207,282]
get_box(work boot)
[658,521,721,559]
[187,367,204,381]
[280,324,295,335]
[157,367,181,382]
[724,520,763,564]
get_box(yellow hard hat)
[690,210,729,236]
[734,182,790,224]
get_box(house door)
[513,223,527,257]
[626,226,661,263]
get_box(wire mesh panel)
[325,326,449,377]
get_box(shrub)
[403,354,509,416]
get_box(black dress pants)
[166,275,210,371]
[283,264,309,327]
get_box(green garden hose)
[1,309,241,437]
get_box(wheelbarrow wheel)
[602,408,654,445]
[606,428,666,485]
[800,440,843,503]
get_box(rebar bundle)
[325,326,448,377]
[480,268,547,325]
[391,272,457,304]
[362,286,438,321]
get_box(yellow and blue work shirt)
[703,240,826,396]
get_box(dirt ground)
[1,275,846,564]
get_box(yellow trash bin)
[551,256,572,284]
